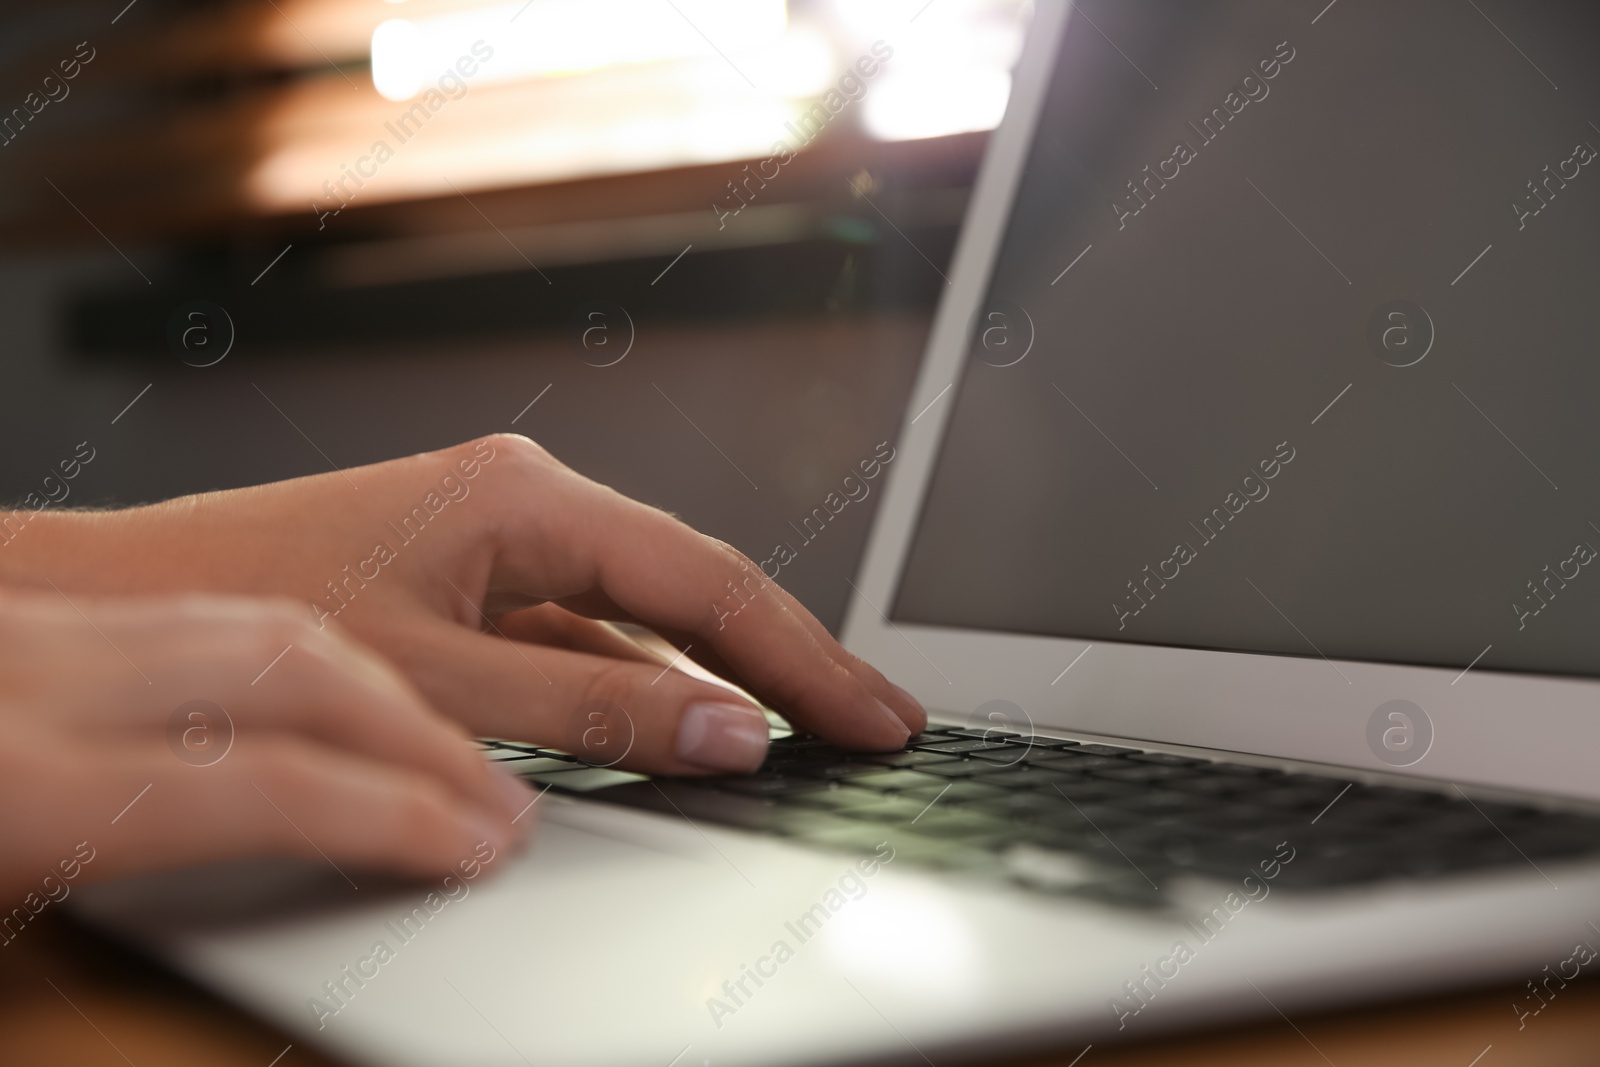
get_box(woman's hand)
[3,435,925,775]
[0,593,534,902]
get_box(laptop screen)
[892,0,1600,677]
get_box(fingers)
[641,579,927,736]
[551,568,925,741]
[489,605,665,666]
[736,581,926,733]
[379,617,773,776]
[61,596,530,831]
[493,606,757,701]
[80,736,530,886]
[479,437,922,749]
[0,593,538,890]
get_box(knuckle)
[693,532,755,578]
[474,432,549,467]
[579,661,643,713]
[713,546,772,597]
[259,595,316,628]
[718,540,767,581]
[571,663,645,754]
[253,611,318,660]
[643,506,697,548]
[167,594,316,647]
[163,591,257,623]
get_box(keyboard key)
[764,745,856,762]
[942,728,1021,741]
[785,785,882,811]
[849,769,949,793]
[968,791,1077,821]
[1161,839,1289,877]
[713,777,832,797]
[1032,754,1128,772]
[1509,828,1600,860]
[1276,772,1355,790]
[1347,783,1451,806]
[1174,804,1290,832]
[1126,752,1209,767]
[968,764,1087,790]
[1107,790,1195,812]
[856,750,970,769]
[1166,776,1256,796]
[1074,744,1142,756]
[1089,764,1203,783]
[1462,799,1546,823]
[914,760,1005,779]
[1405,810,1498,837]
[1241,786,1353,811]
[911,739,1013,755]
[1046,779,1146,803]
[901,779,1011,804]
[785,762,885,780]
[969,745,1087,766]
[1059,803,1145,829]
[766,735,841,750]
[965,747,1035,766]
[828,793,935,824]
[901,809,1018,844]
[1207,762,1283,777]
[1013,736,1084,749]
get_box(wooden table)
[5,910,1596,1067]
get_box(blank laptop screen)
[893,0,1600,677]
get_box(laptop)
[76,1,1600,1064]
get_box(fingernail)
[677,702,769,773]
[873,698,912,742]
[492,763,539,823]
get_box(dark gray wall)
[0,249,930,632]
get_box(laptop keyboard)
[484,726,1600,905]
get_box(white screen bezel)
[840,0,1600,801]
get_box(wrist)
[0,506,170,594]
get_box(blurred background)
[0,0,1032,629]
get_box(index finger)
[485,440,924,749]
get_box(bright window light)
[864,68,1012,141]
[751,27,839,99]
[251,0,1032,214]
[369,0,788,101]
[838,0,1027,140]
[371,19,428,102]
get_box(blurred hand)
[0,593,534,902]
[5,435,924,776]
